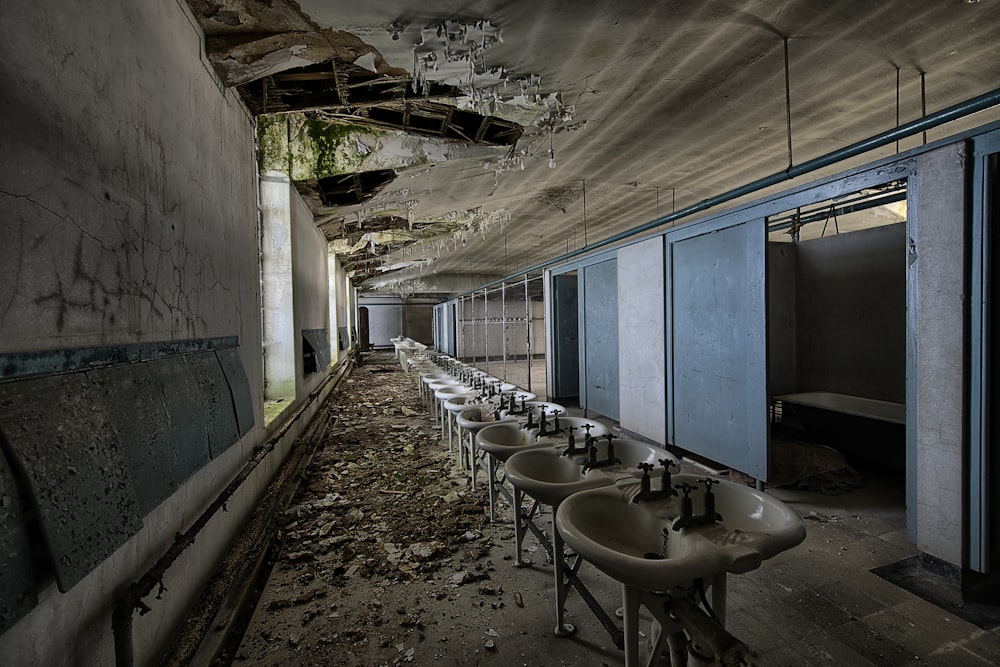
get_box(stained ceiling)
[187,0,1000,293]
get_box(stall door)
[668,220,768,480]
[581,259,620,420]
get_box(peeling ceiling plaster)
[186,0,1000,293]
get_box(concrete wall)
[914,144,967,566]
[795,223,906,402]
[261,174,296,399]
[0,1,348,664]
[618,237,666,443]
[358,294,436,347]
[328,248,348,363]
[291,186,331,395]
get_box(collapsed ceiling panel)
[317,170,397,206]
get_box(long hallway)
[226,354,1000,666]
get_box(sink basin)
[476,422,543,462]
[555,473,806,590]
[455,405,516,431]
[504,448,610,507]
[443,394,477,413]
[494,389,538,409]
[504,439,669,507]
[580,438,669,472]
[521,400,566,418]
[433,384,470,401]
[534,416,610,442]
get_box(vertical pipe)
[483,288,493,375]
[896,65,899,153]
[783,36,793,170]
[524,274,532,393]
[582,179,588,247]
[502,282,508,381]
[457,297,463,360]
[921,71,928,145]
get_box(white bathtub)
[774,391,906,470]
[774,391,905,425]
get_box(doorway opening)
[766,180,908,508]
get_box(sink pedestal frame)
[621,576,745,667]
[511,486,626,649]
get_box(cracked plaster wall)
[0,1,296,665]
[617,237,666,444]
[914,144,967,567]
[328,246,348,364]
[291,182,332,396]
[358,294,437,347]
[260,174,296,399]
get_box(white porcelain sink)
[503,439,665,507]
[433,385,470,401]
[476,422,544,462]
[493,390,538,412]
[555,474,806,591]
[522,401,566,418]
[534,416,610,443]
[583,437,668,472]
[455,405,516,431]
[504,448,610,506]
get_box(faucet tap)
[561,426,581,456]
[603,434,621,466]
[537,409,549,435]
[581,437,601,473]
[525,407,535,429]
[658,458,678,498]
[671,482,699,530]
[632,463,656,501]
[552,412,562,434]
[697,477,723,525]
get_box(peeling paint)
[260,113,503,182]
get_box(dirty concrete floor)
[229,353,1000,666]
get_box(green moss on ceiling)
[257,114,290,173]
[291,117,387,180]
[257,113,389,179]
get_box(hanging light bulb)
[548,132,556,169]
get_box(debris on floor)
[229,353,524,666]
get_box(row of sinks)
[405,352,806,665]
